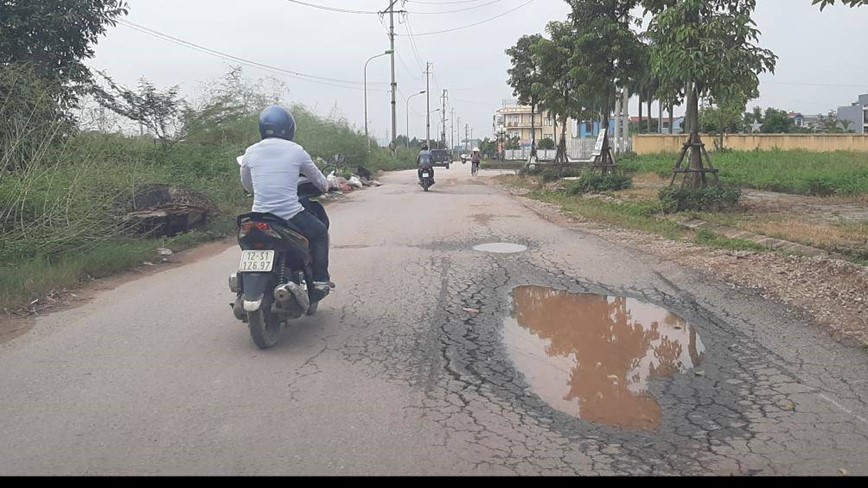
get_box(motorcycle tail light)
[239,222,272,237]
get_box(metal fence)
[504,137,632,162]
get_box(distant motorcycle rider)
[239,105,333,296]
[417,143,435,184]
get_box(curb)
[669,216,827,257]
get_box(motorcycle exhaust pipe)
[274,282,310,313]
[231,296,248,322]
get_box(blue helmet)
[259,105,296,141]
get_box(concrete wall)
[633,134,868,154]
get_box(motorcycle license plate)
[238,250,275,272]
[422,172,430,177]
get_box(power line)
[404,0,535,36]
[397,50,423,80]
[399,88,425,117]
[407,0,504,15]
[452,98,495,106]
[285,0,379,15]
[446,86,492,91]
[116,20,390,92]
[401,14,428,72]
[432,70,444,95]
[409,0,489,4]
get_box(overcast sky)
[89,0,868,143]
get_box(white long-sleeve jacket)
[240,138,329,221]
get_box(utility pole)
[385,1,400,145]
[440,89,448,149]
[425,62,431,149]
[465,124,469,151]
[457,116,461,151]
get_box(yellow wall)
[633,134,868,154]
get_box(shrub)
[566,172,633,194]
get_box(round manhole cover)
[473,242,528,254]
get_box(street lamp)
[365,49,393,151]
[405,90,425,148]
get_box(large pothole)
[504,285,705,432]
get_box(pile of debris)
[119,184,214,237]
[325,165,382,195]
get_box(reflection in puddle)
[504,286,705,432]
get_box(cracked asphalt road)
[1,168,867,475]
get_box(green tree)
[478,137,497,157]
[814,111,853,133]
[566,0,645,171]
[0,64,71,172]
[534,20,597,165]
[700,94,749,150]
[632,44,661,134]
[93,73,186,145]
[814,0,868,8]
[538,137,556,150]
[744,106,764,127]
[759,107,795,134]
[505,135,521,150]
[506,34,544,157]
[0,1,128,108]
[533,23,577,164]
[645,0,777,188]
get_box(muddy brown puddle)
[504,286,705,432]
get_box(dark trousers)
[289,210,329,282]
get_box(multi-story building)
[495,104,579,148]
[837,94,868,134]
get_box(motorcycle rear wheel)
[248,295,281,349]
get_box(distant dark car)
[430,149,451,169]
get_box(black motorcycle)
[229,181,330,349]
[419,162,434,192]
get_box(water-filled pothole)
[473,242,528,254]
[504,286,705,432]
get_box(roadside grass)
[0,215,238,312]
[495,174,867,262]
[620,150,868,196]
[2,102,412,312]
[528,188,684,239]
[692,229,768,252]
[1,240,156,311]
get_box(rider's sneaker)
[313,281,335,292]
[309,282,333,304]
